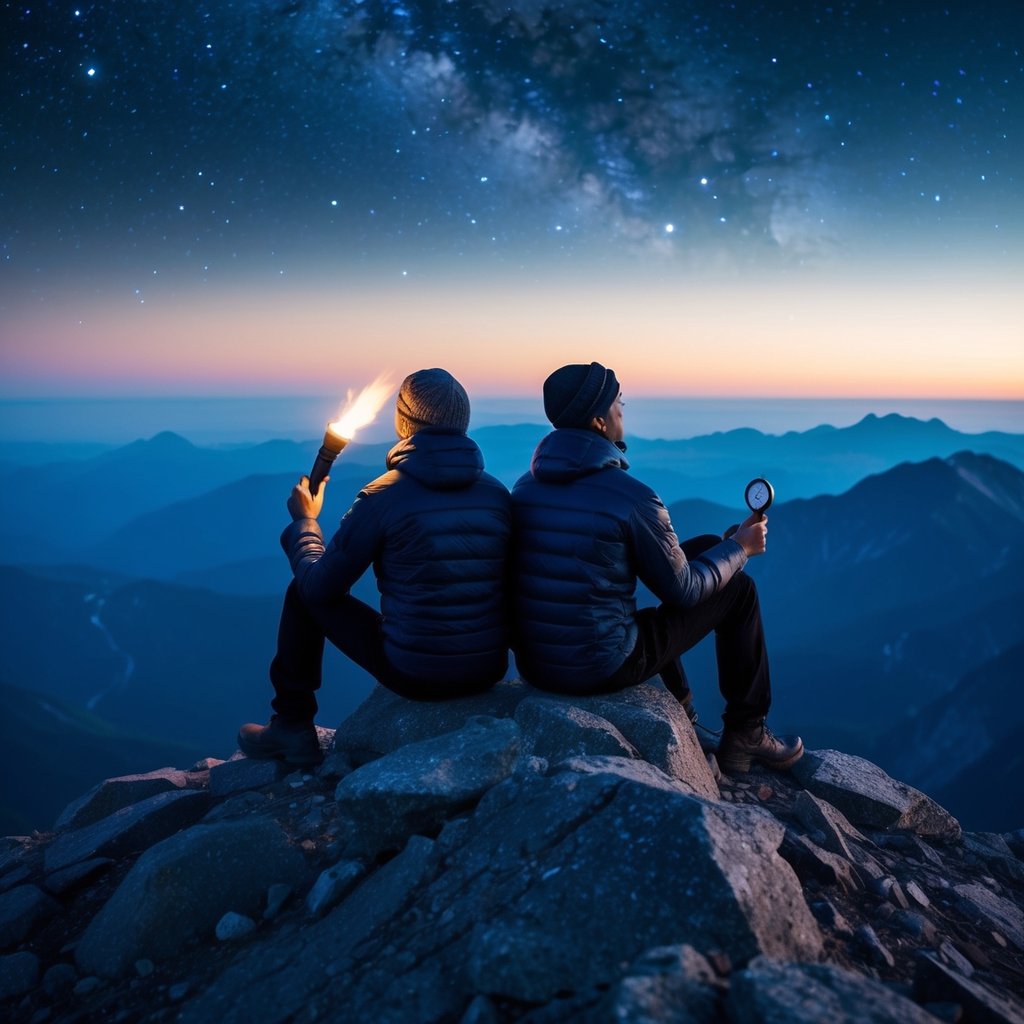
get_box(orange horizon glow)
[2,275,1021,402]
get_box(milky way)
[3,0,1020,288]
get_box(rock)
[938,940,975,977]
[73,976,102,997]
[892,910,938,944]
[914,950,1024,1024]
[44,789,211,873]
[962,833,1024,884]
[952,883,1024,950]
[586,683,720,799]
[459,995,500,1024]
[514,696,638,763]
[780,830,860,893]
[729,957,942,1023]
[75,816,306,978]
[0,884,61,950]
[905,880,931,908]
[870,875,910,910]
[215,912,257,941]
[333,680,529,766]
[134,958,155,977]
[208,756,285,797]
[462,769,822,1002]
[42,962,77,999]
[854,923,896,969]
[793,790,865,860]
[0,865,31,894]
[0,950,41,1002]
[334,716,520,858]
[44,857,114,895]
[792,749,961,841]
[54,767,194,831]
[809,899,855,937]
[306,860,365,917]
[591,944,724,1023]
[263,883,293,921]
[169,981,191,1001]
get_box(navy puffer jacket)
[282,429,511,683]
[511,428,747,691]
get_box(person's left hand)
[287,475,326,521]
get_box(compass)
[745,477,774,515]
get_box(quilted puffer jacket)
[510,428,747,691]
[282,428,511,684]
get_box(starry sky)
[2,1,1022,402]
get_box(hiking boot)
[237,716,323,766]
[717,718,803,774]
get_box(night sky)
[2,1,1022,400]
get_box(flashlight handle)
[308,445,339,497]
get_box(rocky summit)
[2,681,1023,1024]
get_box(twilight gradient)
[1,1,1021,400]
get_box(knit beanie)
[395,368,471,439]
[542,362,620,429]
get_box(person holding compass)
[510,361,803,774]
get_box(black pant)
[269,581,493,721]
[599,535,772,727]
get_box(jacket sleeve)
[628,490,747,608]
[279,489,384,604]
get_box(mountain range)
[0,413,1021,835]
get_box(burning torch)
[307,373,397,497]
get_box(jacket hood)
[386,428,485,489]
[530,428,629,484]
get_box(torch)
[307,373,397,497]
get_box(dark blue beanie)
[543,362,620,429]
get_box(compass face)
[745,477,774,513]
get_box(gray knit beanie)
[395,368,471,439]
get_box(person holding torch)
[238,368,512,766]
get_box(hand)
[731,511,767,557]
[287,475,327,521]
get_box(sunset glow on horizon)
[2,3,1021,408]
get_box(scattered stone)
[208,756,285,798]
[729,957,940,1023]
[306,860,365,917]
[810,899,855,937]
[134,959,155,978]
[317,750,351,781]
[0,950,41,1002]
[794,790,863,861]
[333,680,528,766]
[780,831,859,893]
[992,931,1007,948]
[952,882,1024,951]
[962,833,1024,884]
[75,817,306,977]
[937,941,975,977]
[42,962,77,999]
[334,716,521,858]
[44,856,114,895]
[905,880,931,908]
[191,757,224,772]
[854,923,895,969]
[263,883,293,921]
[73,976,102,997]
[892,909,938,943]
[792,749,961,841]
[168,981,191,1001]
[757,784,773,801]
[44,789,211,873]
[870,875,911,909]
[215,912,257,941]
[915,950,1024,1024]
[0,865,31,894]
[0,883,61,949]
[55,767,193,831]
[459,994,499,1024]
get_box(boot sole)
[718,744,804,775]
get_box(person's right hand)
[731,511,767,557]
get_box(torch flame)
[328,372,398,442]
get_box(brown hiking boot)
[237,716,323,766]
[717,718,803,774]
